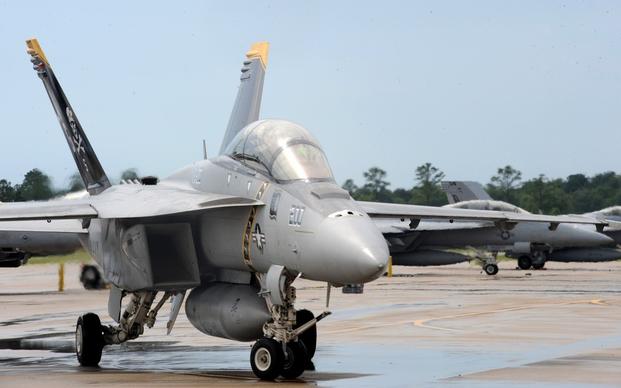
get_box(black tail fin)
[26,38,111,195]
[219,42,269,154]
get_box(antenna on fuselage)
[202,139,207,160]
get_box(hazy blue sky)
[0,1,619,189]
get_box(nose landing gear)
[252,265,330,380]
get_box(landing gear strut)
[74,291,171,367]
[252,265,329,380]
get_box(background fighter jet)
[0,219,82,267]
[0,191,89,267]
[441,181,621,271]
[0,39,606,380]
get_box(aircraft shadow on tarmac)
[0,333,370,382]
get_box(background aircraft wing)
[373,218,493,234]
[358,201,608,229]
[0,184,262,225]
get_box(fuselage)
[82,120,389,290]
[165,156,389,285]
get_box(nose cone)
[561,224,616,248]
[310,215,389,284]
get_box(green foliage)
[15,169,54,201]
[120,168,139,182]
[411,162,446,206]
[343,164,620,214]
[0,179,16,202]
[0,167,141,202]
[488,165,522,203]
[344,163,448,205]
[68,171,85,192]
[355,167,392,202]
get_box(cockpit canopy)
[597,206,621,217]
[447,199,529,214]
[224,119,334,182]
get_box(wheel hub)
[254,347,272,372]
[75,327,83,356]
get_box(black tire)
[517,256,532,270]
[250,338,283,380]
[295,309,317,360]
[281,340,308,379]
[484,264,499,276]
[75,313,104,367]
[532,261,546,270]
[80,265,102,290]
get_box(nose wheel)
[250,338,310,380]
[250,338,284,380]
[483,263,499,276]
[476,251,499,276]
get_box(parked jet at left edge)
[0,38,606,380]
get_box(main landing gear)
[74,291,173,367]
[251,265,330,380]
[517,252,547,270]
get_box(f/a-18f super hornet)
[0,39,606,380]
[441,181,621,271]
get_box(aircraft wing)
[0,219,87,233]
[0,202,97,222]
[358,201,608,230]
[0,184,262,225]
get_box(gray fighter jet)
[441,181,621,271]
[0,219,82,266]
[0,39,606,380]
[0,191,89,266]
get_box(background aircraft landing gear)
[475,251,499,276]
[517,255,532,270]
[531,252,547,270]
[484,263,499,276]
[75,313,104,367]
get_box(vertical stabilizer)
[441,181,492,204]
[219,42,269,154]
[26,38,111,195]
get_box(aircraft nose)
[567,225,616,247]
[314,213,389,284]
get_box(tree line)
[343,164,621,215]
[0,168,140,202]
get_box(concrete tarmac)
[0,261,620,387]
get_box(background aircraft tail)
[26,38,111,195]
[218,42,269,154]
[441,181,492,203]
